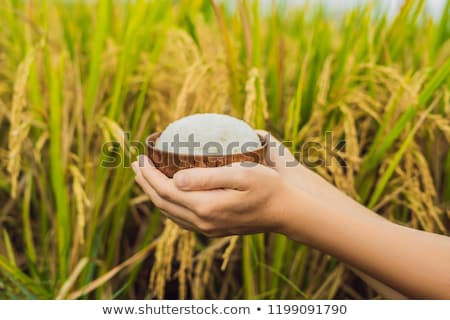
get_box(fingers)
[133,171,201,228]
[255,130,298,171]
[133,155,239,218]
[132,156,264,231]
[173,162,251,191]
[135,155,203,211]
[160,210,197,232]
[132,161,143,179]
[131,155,280,238]
[255,129,271,138]
[133,166,227,236]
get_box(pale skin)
[132,131,450,299]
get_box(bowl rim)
[145,131,268,158]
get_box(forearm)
[281,185,450,299]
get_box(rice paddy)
[0,0,449,299]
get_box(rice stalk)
[148,219,180,299]
[192,252,214,299]
[7,48,35,198]
[221,236,238,271]
[69,164,91,268]
[1,0,449,300]
[176,230,195,299]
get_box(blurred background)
[235,0,446,16]
[0,0,449,300]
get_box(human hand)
[256,130,336,198]
[132,130,371,239]
[132,155,296,237]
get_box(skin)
[132,131,450,299]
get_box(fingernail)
[175,172,188,189]
[131,161,138,174]
[137,155,145,167]
[142,155,154,167]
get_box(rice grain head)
[176,230,196,299]
[7,49,35,198]
[149,219,180,299]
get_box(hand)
[132,131,372,239]
[255,130,323,195]
[132,155,295,237]
[131,130,350,239]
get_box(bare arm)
[280,183,450,299]
[262,132,450,298]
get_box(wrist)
[278,184,392,256]
[279,163,325,199]
[275,182,317,245]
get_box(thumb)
[173,164,250,191]
[255,130,298,170]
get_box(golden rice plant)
[0,0,449,300]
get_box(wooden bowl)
[145,132,268,178]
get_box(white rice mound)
[155,113,261,155]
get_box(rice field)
[0,0,449,299]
